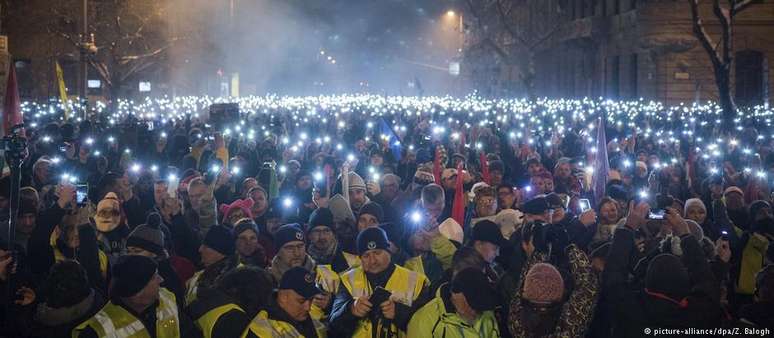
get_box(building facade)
[465,0,774,106]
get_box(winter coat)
[30,290,106,338]
[407,283,499,338]
[603,228,723,338]
[508,245,599,338]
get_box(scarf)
[307,240,339,265]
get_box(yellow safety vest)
[311,265,340,320]
[339,265,428,338]
[72,288,179,338]
[251,310,327,338]
[194,302,262,338]
[185,270,203,305]
[342,252,361,269]
[402,256,424,277]
[51,227,109,279]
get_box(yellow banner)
[55,61,70,119]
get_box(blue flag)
[378,118,402,161]
[592,117,609,204]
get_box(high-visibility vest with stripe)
[72,288,179,338]
[251,310,327,338]
[185,270,203,305]
[342,252,361,269]
[194,303,244,338]
[403,256,424,277]
[339,265,428,338]
[311,265,339,320]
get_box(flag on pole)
[377,118,402,161]
[55,61,71,120]
[479,152,490,185]
[3,64,22,135]
[592,117,609,204]
[451,162,465,227]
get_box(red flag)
[452,162,465,227]
[3,65,22,135]
[480,152,490,185]
[433,145,442,184]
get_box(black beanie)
[234,219,259,238]
[308,208,334,231]
[126,213,165,257]
[358,202,384,222]
[646,253,690,301]
[356,227,390,255]
[274,224,305,249]
[110,255,157,300]
[203,225,235,256]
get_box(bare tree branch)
[689,0,722,69]
[734,0,761,12]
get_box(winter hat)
[307,208,334,231]
[126,213,166,257]
[749,200,771,220]
[438,217,464,244]
[279,267,321,299]
[521,196,550,215]
[348,172,366,191]
[723,186,744,197]
[203,225,235,256]
[358,202,384,222]
[441,168,458,181]
[635,161,648,171]
[40,260,92,309]
[684,198,706,215]
[646,253,690,301]
[495,209,524,240]
[110,255,158,299]
[522,263,565,304]
[607,184,629,201]
[234,219,259,238]
[471,220,506,247]
[220,198,255,225]
[356,227,390,255]
[413,166,436,184]
[451,268,498,312]
[685,219,704,242]
[274,224,305,249]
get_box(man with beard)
[269,224,316,283]
[307,208,359,273]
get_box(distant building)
[465,0,774,106]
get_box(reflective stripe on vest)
[195,303,244,338]
[339,265,428,338]
[252,314,327,338]
[315,265,340,294]
[185,271,203,305]
[73,288,180,338]
[342,252,361,269]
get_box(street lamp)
[445,10,463,33]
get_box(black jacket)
[603,228,723,338]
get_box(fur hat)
[522,263,565,304]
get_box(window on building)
[735,50,767,107]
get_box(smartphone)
[578,199,591,213]
[76,184,88,206]
[720,230,729,240]
[648,209,666,220]
[370,286,392,306]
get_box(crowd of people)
[0,95,773,337]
